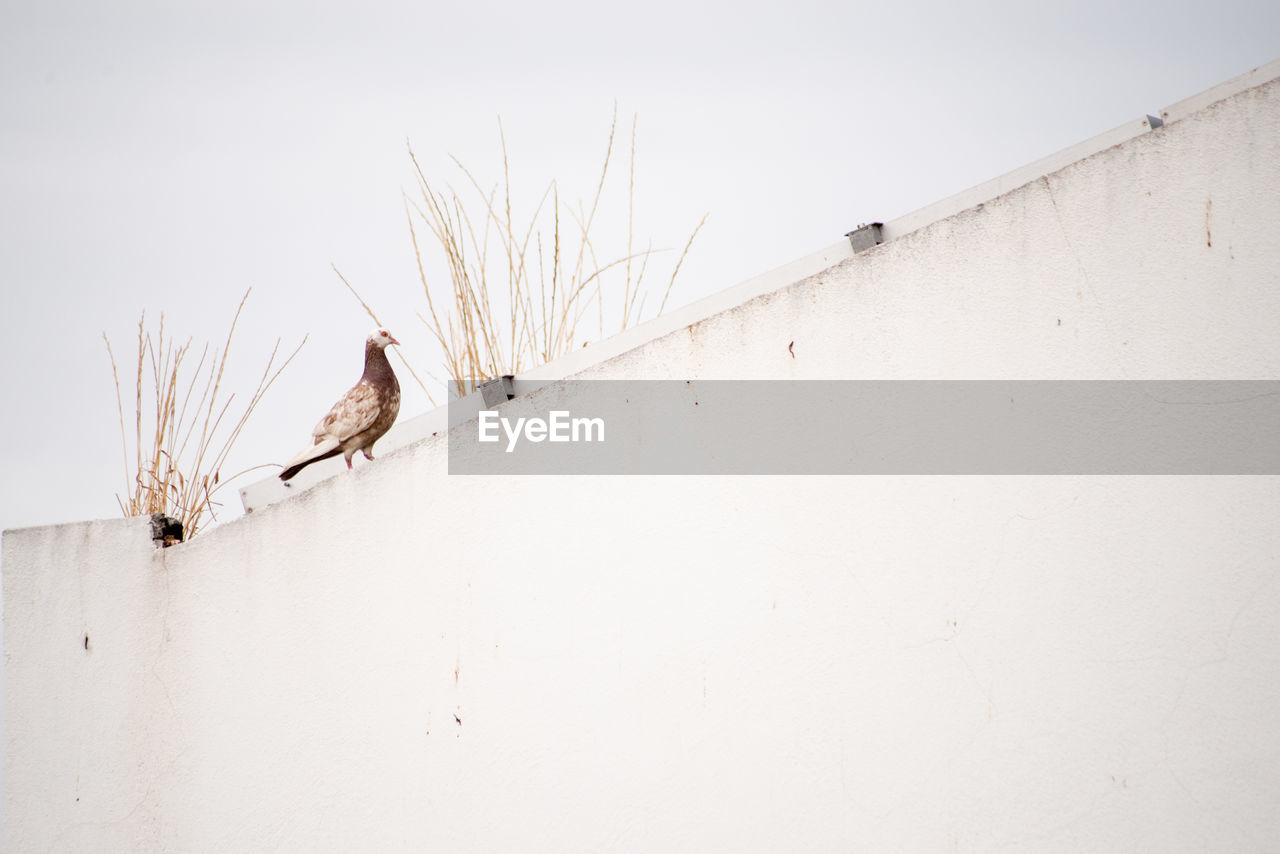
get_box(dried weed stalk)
[342,107,706,400]
[103,289,306,539]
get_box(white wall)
[7,66,1280,852]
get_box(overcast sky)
[1,0,1278,535]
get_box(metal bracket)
[846,222,885,253]
[479,375,516,408]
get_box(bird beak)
[388,334,401,346]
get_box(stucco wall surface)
[6,69,1280,852]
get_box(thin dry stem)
[658,213,708,317]
[332,263,434,405]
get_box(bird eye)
[380,330,389,337]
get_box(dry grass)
[103,289,306,539]
[341,106,706,400]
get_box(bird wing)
[312,379,385,444]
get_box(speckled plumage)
[279,329,401,482]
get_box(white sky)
[1,0,1278,535]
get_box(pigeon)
[280,328,402,482]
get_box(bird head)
[368,328,400,348]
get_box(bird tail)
[279,437,342,482]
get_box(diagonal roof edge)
[499,56,1280,387]
[884,58,1280,240]
[240,58,1280,512]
